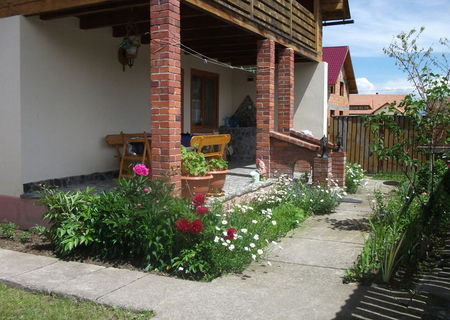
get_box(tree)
[367,27,450,200]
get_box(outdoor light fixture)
[118,36,140,71]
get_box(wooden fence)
[328,116,427,174]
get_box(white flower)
[267,261,272,266]
[250,243,256,248]
[215,226,221,231]
[226,239,231,244]
[244,246,249,251]
[214,236,220,243]
[251,254,256,260]
[253,234,259,240]
[320,199,324,203]
[271,241,277,245]
[229,244,235,251]
[223,231,228,236]
[178,267,184,271]
[252,220,258,224]
[222,242,228,247]
[240,228,248,233]
[222,220,228,225]
[257,249,263,255]
[271,220,277,225]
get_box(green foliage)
[416,159,447,193]
[39,187,99,255]
[19,231,32,244]
[0,282,154,320]
[287,181,340,215]
[180,146,208,176]
[207,158,228,171]
[0,223,18,240]
[29,225,47,236]
[345,162,365,194]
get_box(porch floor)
[27,162,259,198]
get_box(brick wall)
[327,68,350,109]
[256,39,275,172]
[331,152,346,187]
[277,48,294,134]
[313,157,331,186]
[150,0,182,193]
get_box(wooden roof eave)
[344,50,358,94]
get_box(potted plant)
[207,158,229,195]
[180,146,213,199]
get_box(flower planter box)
[181,175,213,199]
[207,170,228,196]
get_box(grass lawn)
[0,282,154,320]
[369,172,405,182]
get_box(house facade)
[0,0,351,219]
[323,46,357,121]
[348,94,407,115]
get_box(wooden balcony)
[184,0,321,60]
[0,0,350,62]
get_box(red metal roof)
[323,46,349,85]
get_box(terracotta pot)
[207,170,229,195]
[181,175,213,199]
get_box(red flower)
[176,218,191,233]
[190,219,204,233]
[195,206,209,215]
[192,193,206,207]
[225,227,237,240]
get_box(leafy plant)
[345,162,364,194]
[207,158,228,171]
[180,146,208,176]
[19,231,32,244]
[0,223,18,240]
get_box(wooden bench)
[190,134,231,159]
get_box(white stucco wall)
[293,61,328,138]
[16,16,253,185]
[0,17,22,196]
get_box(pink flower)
[192,193,206,207]
[195,206,209,215]
[136,203,142,207]
[190,219,204,233]
[133,164,149,176]
[143,188,151,193]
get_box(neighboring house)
[0,0,351,220]
[323,46,358,121]
[348,94,408,115]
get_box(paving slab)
[9,260,104,292]
[0,249,57,279]
[51,267,147,300]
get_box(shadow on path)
[334,236,450,320]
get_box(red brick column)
[331,152,346,187]
[150,0,182,193]
[256,39,275,175]
[313,157,331,186]
[277,47,294,134]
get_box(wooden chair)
[190,134,231,159]
[118,132,152,179]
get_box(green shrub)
[287,181,340,215]
[345,162,364,194]
[416,159,447,193]
[19,231,32,244]
[0,223,18,240]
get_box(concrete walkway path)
[0,179,391,320]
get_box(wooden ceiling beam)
[40,0,148,20]
[79,8,149,29]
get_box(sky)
[323,0,450,94]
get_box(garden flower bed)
[1,164,342,281]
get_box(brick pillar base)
[331,152,346,187]
[150,0,182,194]
[256,39,275,175]
[313,157,331,186]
